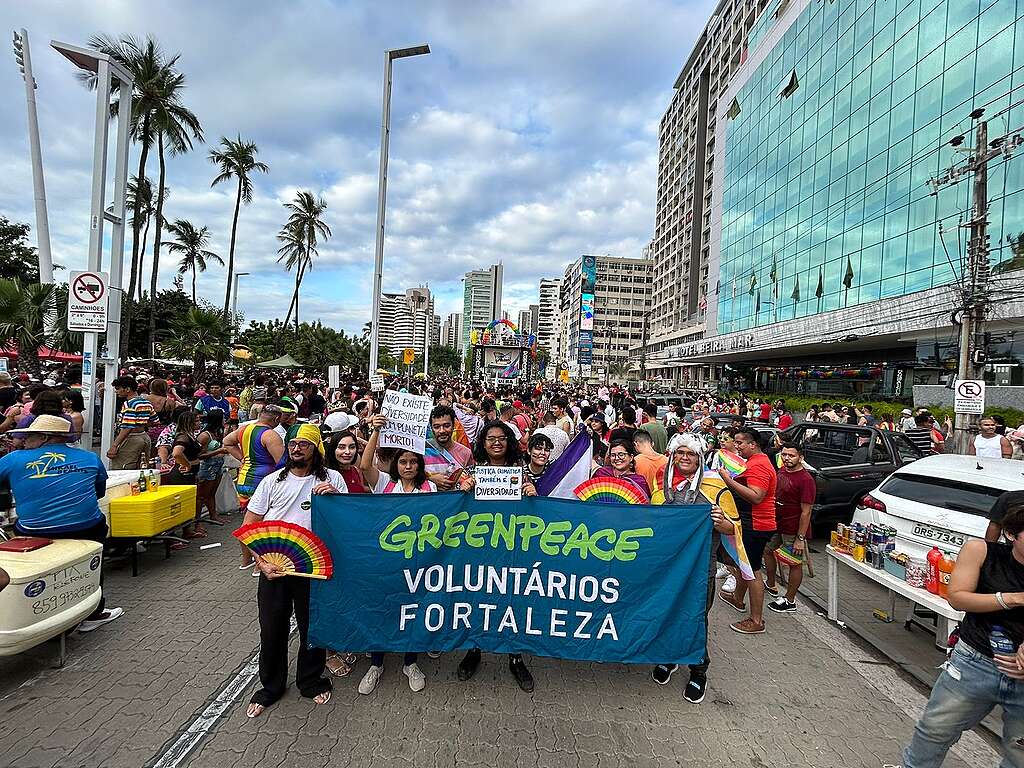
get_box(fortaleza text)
[379,511,654,562]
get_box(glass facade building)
[716,0,1024,334]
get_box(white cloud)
[2,0,715,333]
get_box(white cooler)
[0,539,103,656]
[99,470,142,526]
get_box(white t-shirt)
[372,475,438,494]
[248,469,348,529]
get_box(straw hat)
[10,414,74,436]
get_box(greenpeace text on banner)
[309,492,712,665]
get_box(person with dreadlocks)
[650,432,737,704]
[242,423,347,719]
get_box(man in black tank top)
[903,508,1024,767]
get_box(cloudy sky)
[2,0,713,334]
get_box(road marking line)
[795,608,998,766]
[147,620,296,768]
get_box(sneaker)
[768,597,797,614]
[403,663,426,692]
[718,590,746,612]
[427,651,442,659]
[358,665,383,694]
[78,607,123,633]
[715,564,729,579]
[652,664,678,685]
[683,672,707,704]
[722,574,737,594]
[509,655,534,692]
[730,618,766,635]
[763,580,780,597]
[457,648,481,681]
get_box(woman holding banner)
[457,420,536,692]
[356,413,433,695]
[651,432,739,705]
[322,429,369,678]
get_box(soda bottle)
[926,546,942,594]
[990,625,1018,656]
[937,552,955,599]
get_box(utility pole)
[929,110,1014,454]
[13,30,53,282]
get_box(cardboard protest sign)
[379,390,432,454]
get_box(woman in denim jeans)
[904,506,1024,767]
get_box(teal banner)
[309,492,712,664]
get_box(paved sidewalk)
[0,521,987,768]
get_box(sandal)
[246,702,265,718]
[313,691,331,705]
[326,654,353,677]
[185,530,207,540]
[206,518,225,526]
[170,541,190,551]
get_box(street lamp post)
[369,44,430,375]
[231,271,249,341]
[12,29,52,283]
[51,40,133,461]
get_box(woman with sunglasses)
[456,420,535,692]
[355,413,434,696]
[592,439,651,502]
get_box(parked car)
[781,422,924,535]
[852,454,1024,559]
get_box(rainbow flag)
[698,472,756,582]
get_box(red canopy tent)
[0,346,83,362]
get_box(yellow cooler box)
[109,485,197,538]
[0,538,103,655]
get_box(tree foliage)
[238,320,370,372]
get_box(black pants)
[252,575,331,705]
[690,531,721,677]
[17,518,108,619]
[371,651,417,666]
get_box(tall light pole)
[369,44,430,375]
[231,271,249,341]
[13,29,52,282]
[51,40,133,461]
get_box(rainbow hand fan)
[714,449,746,477]
[574,476,649,504]
[233,520,333,580]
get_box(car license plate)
[913,524,964,548]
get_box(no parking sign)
[954,379,985,415]
[67,271,109,332]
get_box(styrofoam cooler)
[0,539,103,655]
[99,470,143,526]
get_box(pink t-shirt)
[424,440,474,476]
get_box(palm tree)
[146,71,204,355]
[277,191,330,330]
[125,175,155,300]
[160,306,232,375]
[81,36,169,304]
[164,219,223,305]
[209,136,269,315]
[0,279,80,378]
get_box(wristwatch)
[796,534,806,541]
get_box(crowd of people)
[1,366,1023,765]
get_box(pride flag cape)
[698,472,756,582]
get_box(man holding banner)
[243,426,345,719]
[651,432,737,703]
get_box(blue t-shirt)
[0,445,107,532]
[195,394,230,416]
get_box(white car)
[852,454,1024,559]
